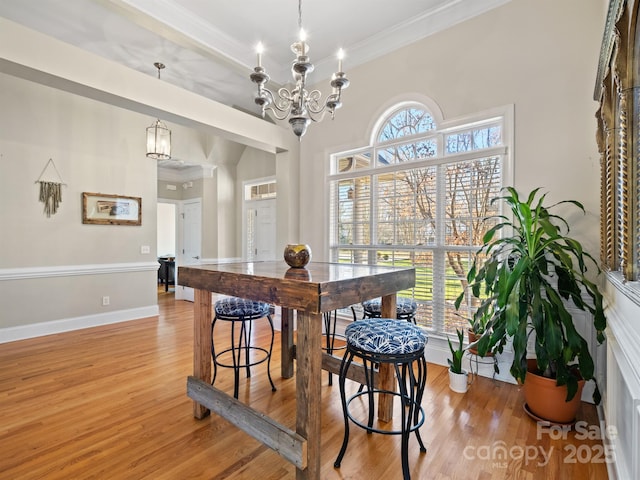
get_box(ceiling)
[0,0,511,116]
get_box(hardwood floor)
[0,292,609,479]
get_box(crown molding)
[157,164,216,182]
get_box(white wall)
[300,0,605,263]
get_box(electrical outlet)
[102,296,110,306]
[140,245,150,254]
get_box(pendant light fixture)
[146,62,172,160]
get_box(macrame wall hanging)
[35,158,66,217]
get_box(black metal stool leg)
[211,316,219,386]
[394,363,412,480]
[244,318,252,378]
[334,351,354,468]
[364,357,375,430]
[232,318,241,399]
[413,357,428,452]
[323,311,334,386]
[265,314,276,392]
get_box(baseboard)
[0,305,159,344]
[597,403,619,480]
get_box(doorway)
[243,178,277,262]
[157,201,177,293]
[157,198,202,301]
[177,199,202,301]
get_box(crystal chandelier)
[146,62,172,160]
[249,0,350,138]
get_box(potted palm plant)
[456,187,606,423]
[448,328,469,393]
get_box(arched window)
[377,106,436,142]
[328,101,511,335]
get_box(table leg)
[193,288,212,419]
[377,294,397,422]
[281,307,295,379]
[295,311,322,480]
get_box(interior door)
[177,199,202,301]
[245,199,276,261]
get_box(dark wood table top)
[178,261,415,314]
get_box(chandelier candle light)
[250,0,349,138]
[146,62,172,160]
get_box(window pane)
[444,157,502,246]
[336,177,370,245]
[414,251,434,330]
[336,152,372,173]
[336,248,372,264]
[454,251,491,321]
[246,181,276,200]
[378,107,436,143]
[376,169,436,245]
[444,250,474,334]
[337,156,353,173]
[377,139,437,165]
[354,152,372,170]
[445,125,502,154]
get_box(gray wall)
[0,72,159,331]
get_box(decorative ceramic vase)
[449,369,470,393]
[283,244,312,268]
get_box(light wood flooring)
[0,291,609,479]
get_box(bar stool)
[334,318,428,480]
[211,297,276,399]
[361,297,418,323]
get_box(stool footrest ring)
[345,390,425,436]
[213,346,272,370]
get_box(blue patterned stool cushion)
[362,297,417,316]
[345,318,427,355]
[215,297,271,317]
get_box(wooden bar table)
[178,261,415,480]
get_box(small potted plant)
[448,328,469,393]
[456,187,606,423]
[463,306,493,357]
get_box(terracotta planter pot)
[467,330,493,357]
[523,359,585,424]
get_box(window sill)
[606,271,640,308]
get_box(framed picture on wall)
[82,192,142,225]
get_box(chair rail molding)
[0,262,159,281]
